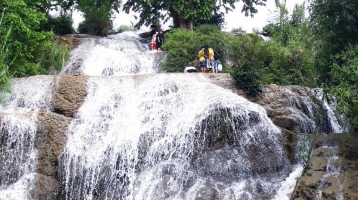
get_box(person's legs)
[156,42,162,51]
[200,61,206,73]
[212,60,218,73]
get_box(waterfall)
[61,32,163,76]
[316,144,344,200]
[282,87,345,134]
[0,76,56,200]
[59,74,290,200]
[2,32,348,200]
[0,111,39,200]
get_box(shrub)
[161,24,229,72]
[38,40,70,74]
[329,45,358,130]
[229,34,268,96]
[41,14,75,35]
[78,17,113,36]
[0,11,12,98]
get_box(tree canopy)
[76,0,121,36]
[123,0,267,30]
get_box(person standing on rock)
[208,47,215,73]
[197,47,207,73]
[151,32,157,50]
[156,30,164,51]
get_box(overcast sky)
[72,0,307,33]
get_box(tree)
[0,0,55,76]
[123,0,267,30]
[25,0,75,14]
[309,0,358,84]
[329,45,358,130]
[76,0,120,36]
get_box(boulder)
[30,174,59,200]
[53,75,88,117]
[36,110,71,177]
[195,187,218,200]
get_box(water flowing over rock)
[258,85,345,135]
[257,85,347,164]
[0,75,82,200]
[0,32,351,200]
[290,133,358,200]
[58,74,289,200]
[61,32,165,76]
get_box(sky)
[72,0,306,33]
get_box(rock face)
[256,85,340,163]
[53,75,88,117]
[36,111,71,178]
[32,75,88,199]
[30,174,59,200]
[290,133,358,200]
[258,85,332,134]
[0,73,350,199]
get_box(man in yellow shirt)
[208,47,218,73]
[197,47,207,73]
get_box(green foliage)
[229,34,267,96]
[161,25,228,72]
[1,0,55,77]
[328,45,358,130]
[39,40,69,74]
[309,0,358,129]
[41,14,75,35]
[117,22,138,33]
[226,3,317,96]
[123,0,267,29]
[261,4,316,87]
[76,0,120,36]
[309,0,358,84]
[0,10,12,98]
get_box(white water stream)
[60,74,291,200]
[0,76,56,200]
[0,32,347,200]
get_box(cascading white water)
[0,76,56,200]
[59,74,291,200]
[2,31,347,200]
[62,32,163,76]
[0,111,38,200]
[1,76,56,110]
[316,145,344,200]
[283,87,345,134]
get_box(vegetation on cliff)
[161,1,358,130]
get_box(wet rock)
[30,174,59,200]
[53,75,88,117]
[195,187,218,200]
[282,129,298,163]
[290,133,358,200]
[36,110,71,177]
[56,36,82,50]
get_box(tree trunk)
[172,13,180,28]
[179,17,193,30]
[171,0,194,31]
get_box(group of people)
[183,46,221,73]
[151,29,164,51]
[197,46,220,73]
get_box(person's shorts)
[211,59,218,69]
[200,60,206,68]
[156,42,162,49]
